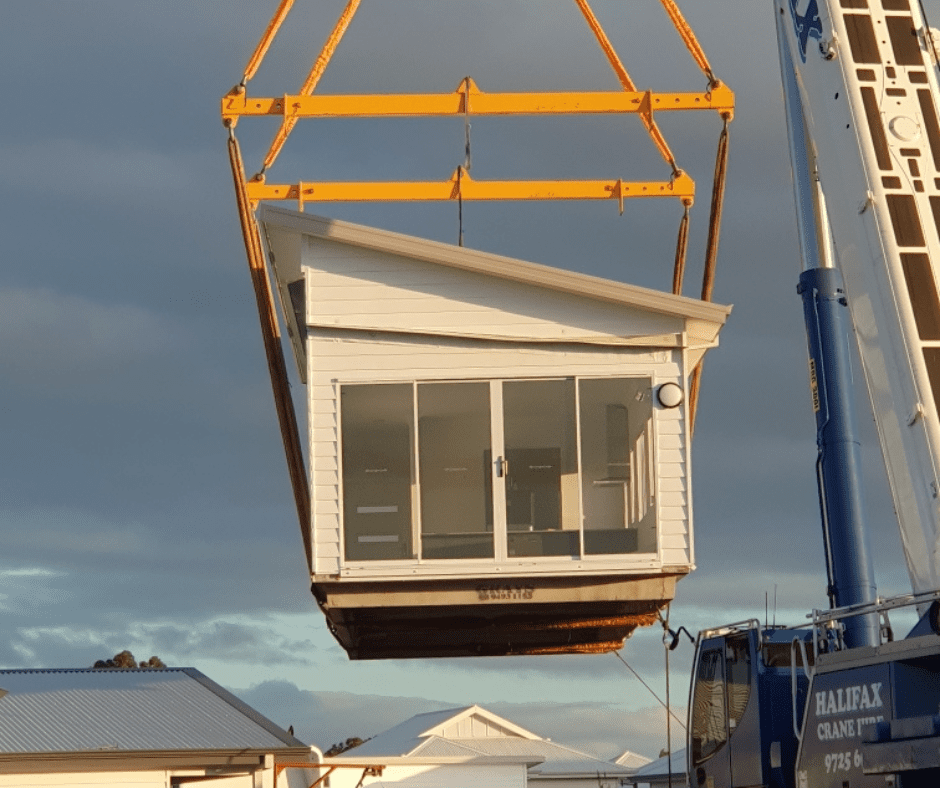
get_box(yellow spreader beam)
[222,84,735,122]
[245,168,696,212]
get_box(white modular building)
[261,207,731,658]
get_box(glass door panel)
[340,384,415,560]
[502,379,579,557]
[579,378,655,554]
[418,382,494,559]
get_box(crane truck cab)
[689,597,940,788]
[688,621,813,788]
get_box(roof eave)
[0,747,313,774]
[259,205,732,325]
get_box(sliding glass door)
[339,376,657,562]
[502,379,579,557]
[418,382,494,559]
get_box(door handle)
[496,456,509,478]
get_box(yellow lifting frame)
[223,0,734,207]
[224,1,734,558]
[246,167,695,214]
[222,84,734,122]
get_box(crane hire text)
[816,683,883,717]
[814,683,884,741]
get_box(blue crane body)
[687,2,940,786]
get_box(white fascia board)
[419,705,540,741]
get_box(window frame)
[334,374,665,571]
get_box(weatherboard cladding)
[307,336,688,575]
[258,208,721,576]
[307,342,689,575]
[259,206,730,328]
[0,668,305,755]
[302,235,688,343]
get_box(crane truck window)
[691,648,728,764]
[338,376,656,562]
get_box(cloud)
[0,0,931,760]
[1,138,212,217]
[2,612,320,674]
[135,620,318,667]
[235,681,455,751]
[0,287,185,391]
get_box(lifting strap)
[672,203,691,296]
[262,0,363,173]
[459,76,473,246]
[228,131,313,572]
[689,116,730,433]
[241,0,296,87]
[657,0,717,86]
[573,0,678,173]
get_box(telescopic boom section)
[776,0,940,595]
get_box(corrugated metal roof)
[341,705,631,778]
[613,749,653,770]
[0,668,308,755]
[631,748,686,780]
[420,737,633,776]
[408,737,482,758]
[346,707,474,757]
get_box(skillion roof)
[260,206,731,325]
[0,668,309,758]
[260,206,732,379]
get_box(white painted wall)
[300,236,692,579]
[324,762,526,788]
[530,777,625,788]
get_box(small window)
[691,648,728,765]
[340,384,414,560]
[579,378,656,554]
[725,636,752,730]
[419,382,494,559]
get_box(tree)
[323,737,369,756]
[91,650,166,669]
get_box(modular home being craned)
[261,206,730,659]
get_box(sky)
[2,0,938,763]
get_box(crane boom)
[776,0,940,594]
[684,4,940,787]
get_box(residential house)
[330,704,637,788]
[0,668,313,788]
